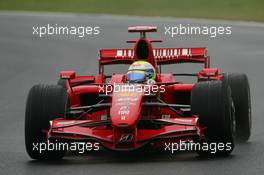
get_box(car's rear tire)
[25,85,68,160]
[191,78,235,156]
[225,73,251,142]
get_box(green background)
[0,0,264,22]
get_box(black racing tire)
[57,79,67,89]
[225,73,251,142]
[25,84,68,160]
[191,78,235,156]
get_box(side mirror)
[60,71,76,79]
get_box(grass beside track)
[0,0,264,22]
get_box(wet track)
[0,12,264,175]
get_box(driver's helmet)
[127,61,156,83]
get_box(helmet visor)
[127,70,146,82]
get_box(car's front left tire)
[191,77,235,157]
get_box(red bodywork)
[48,26,223,150]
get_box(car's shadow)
[26,147,237,166]
[26,140,255,166]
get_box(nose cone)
[110,87,143,128]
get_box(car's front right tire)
[25,84,68,160]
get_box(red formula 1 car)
[25,26,251,160]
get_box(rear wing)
[99,47,209,67]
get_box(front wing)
[48,117,203,150]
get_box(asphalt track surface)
[0,12,264,175]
